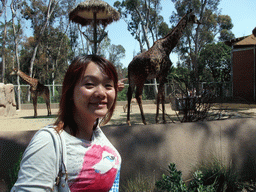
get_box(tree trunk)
[11,0,21,110]
[1,0,7,83]
[192,0,207,95]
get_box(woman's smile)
[90,102,108,108]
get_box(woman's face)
[73,62,116,122]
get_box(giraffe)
[127,10,200,126]
[10,68,51,117]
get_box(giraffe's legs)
[156,81,166,124]
[127,85,133,126]
[31,93,37,118]
[43,87,51,116]
[135,82,147,125]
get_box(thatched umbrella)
[69,0,120,54]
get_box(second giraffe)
[127,10,200,126]
[10,68,51,117]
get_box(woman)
[11,55,124,191]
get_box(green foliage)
[158,21,171,38]
[8,152,23,191]
[188,170,215,192]
[155,160,239,192]
[170,0,234,85]
[198,42,231,83]
[37,96,45,103]
[114,0,163,49]
[191,158,239,192]
[51,87,61,103]
[117,86,128,101]
[155,163,187,192]
[116,85,151,101]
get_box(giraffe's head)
[10,68,18,76]
[187,9,201,25]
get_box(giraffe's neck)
[17,70,38,88]
[162,14,189,55]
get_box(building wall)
[232,48,255,102]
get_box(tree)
[198,42,231,82]
[20,0,63,78]
[170,0,234,90]
[95,36,126,79]
[108,44,125,65]
[114,0,165,95]
[11,0,24,109]
[114,0,164,51]
[108,44,126,79]
[0,0,7,83]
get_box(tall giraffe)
[127,10,200,126]
[10,68,51,117]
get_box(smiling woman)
[11,55,124,192]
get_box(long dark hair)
[54,55,118,136]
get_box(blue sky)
[103,0,256,68]
[2,0,255,68]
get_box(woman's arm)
[11,129,59,192]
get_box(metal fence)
[166,81,232,99]
[13,82,232,104]
[13,85,63,104]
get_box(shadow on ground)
[21,114,58,119]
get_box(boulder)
[0,84,16,116]
[4,84,16,116]
[0,83,6,116]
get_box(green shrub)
[155,162,235,192]
[8,152,23,190]
[117,87,128,101]
[155,163,187,192]
[190,158,239,192]
[188,170,215,192]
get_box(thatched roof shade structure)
[69,0,120,54]
[69,0,120,27]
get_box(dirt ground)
[1,102,256,132]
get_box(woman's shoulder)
[35,124,58,136]
[29,125,60,146]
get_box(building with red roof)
[225,34,256,102]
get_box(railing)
[13,82,233,104]
[13,84,63,104]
